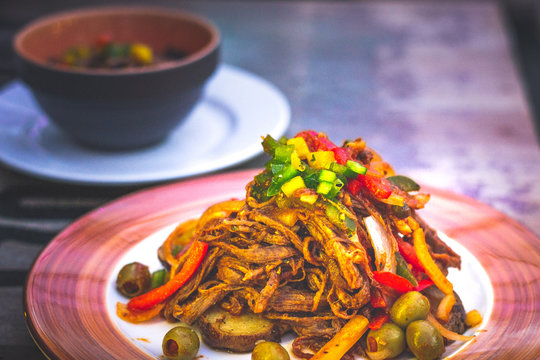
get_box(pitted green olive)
[406,320,444,360]
[366,322,405,359]
[390,291,430,328]
[115,262,151,298]
[251,341,290,360]
[162,325,200,360]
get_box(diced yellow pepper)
[394,219,412,235]
[276,209,298,227]
[290,150,306,171]
[281,176,305,197]
[130,43,154,65]
[465,309,483,327]
[300,193,319,205]
[307,151,335,169]
[287,137,310,159]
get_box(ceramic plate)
[24,170,540,359]
[0,65,290,185]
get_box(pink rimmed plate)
[24,169,540,359]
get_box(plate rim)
[23,169,540,359]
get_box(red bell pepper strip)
[397,238,425,271]
[331,147,350,165]
[414,279,434,292]
[372,271,413,294]
[370,289,387,308]
[295,131,321,151]
[316,136,338,151]
[128,241,208,311]
[295,131,351,165]
[295,130,338,151]
[359,174,393,200]
[346,178,362,195]
[368,311,389,330]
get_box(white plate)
[0,64,290,185]
[107,226,492,359]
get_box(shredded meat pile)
[158,143,461,358]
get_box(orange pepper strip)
[310,315,369,360]
[413,227,453,295]
[117,302,164,323]
[436,293,456,322]
[127,241,208,311]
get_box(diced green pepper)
[344,160,367,178]
[150,269,168,289]
[267,181,283,197]
[270,162,285,175]
[325,203,340,224]
[317,181,333,195]
[327,178,345,198]
[252,170,273,202]
[262,135,281,156]
[329,162,348,175]
[274,144,295,163]
[325,201,357,233]
[319,169,337,183]
[344,216,356,233]
[278,136,289,145]
[302,168,321,189]
[267,164,299,197]
[395,252,418,287]
[277,164,298,181]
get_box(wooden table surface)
[0,1,539,359]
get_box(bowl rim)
[13,5,221,77]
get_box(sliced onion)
[427,313,476,342]
[364,216,396,273]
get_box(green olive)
[162,325,200,360]
[390,291,430,328]
[251,341,290,360]
[365,323,405,359]
[406,320,444,360]
[115,262,151,298]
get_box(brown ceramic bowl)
[13,6,220,150]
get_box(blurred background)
[1,1,540,359]
[1,0,540,140]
